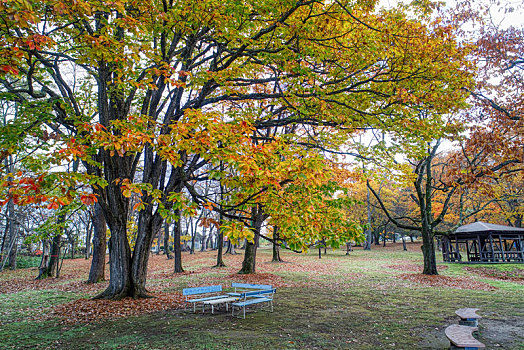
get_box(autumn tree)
[0,0,473,298]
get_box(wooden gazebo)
[441,222,524,263]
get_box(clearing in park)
[0,243,523,349]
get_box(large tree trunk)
[421,229,438,275]
[239,238,258,274]
[418,152,438,275]
[94,222,133,299]
[131,209,164,298]
[87,203,106,283]
[239,206,264,274]
[92,159,135,298]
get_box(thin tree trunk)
[173,209,184,273]
[364,185,372,250]
[272,226,283,262]
[163,222,172,259]
[36,240,49,279]
[3,157,18,271]
[200,226,207,252]
[189,216,196,255]
[226,240,236,254]
[7,228,18,270]
[156,229,161,255]
[0,215,7,266]
[71,233,75,259]
[85,219,93,259]
[215,210,226,267]
[206,226,213,251]
[43,225,62,279]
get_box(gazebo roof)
[455,221,524,234]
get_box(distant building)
[441,222,524,263]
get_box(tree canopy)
[0,0,475,298]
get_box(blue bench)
[183,285,227,313]
[230,285,276,319]
[228,282,273,296]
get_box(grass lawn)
[0,242,523,349]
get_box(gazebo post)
[498,235,505,262]
[475,234,480,261]
[518,236,524,261]
[455,239,460,262]
[488,234,495,262]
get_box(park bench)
[445,324,485,349]
[456,308,482,327]
[183,285,229,313]
[202,296,239,314]
[231,287,276,319]
[227,282,274,297]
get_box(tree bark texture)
[239,206,264,274]
[131,206,164,297]
[88,203,107,283]
[173,209,184,273]
[272,226,283,262]
[364,186,372,250]
[163,222,172,259]
[85,218,93,259]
